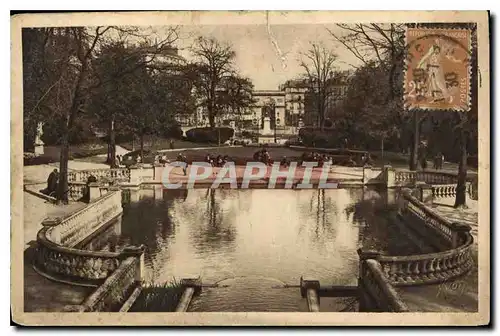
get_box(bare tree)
[190,36,236,128]
[299,43,337,130]
[327,24,424,169]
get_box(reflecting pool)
[89,187,411,311]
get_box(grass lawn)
[24,143,109,166]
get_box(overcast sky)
[169,24,362,90]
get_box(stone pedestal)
[451,222,472,248]
[121,245,146,282]
[262,117,272,135]
[34,121,45,156]
[154,186,163,200]
[414,181,432,204]
[129,188,140,203]
[362,166,372,184]
[34,142,44,156]
[154,164,164,182]
[88,182,101,201]
[129,165,143,184]
[384,165,396,188]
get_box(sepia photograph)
[10,10,490,326]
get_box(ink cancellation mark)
[404,27,472,112]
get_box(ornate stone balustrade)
[34,189,130,285]
[416,171,458,185]
[68,182,111,202]
[432,182,473,199]
[35,234,122,284]
[358,190,475,288]
[68,182,86,201]
[394,171,417,186]
[47,190,123,247]
[68,168,130,183]
[400,190,471,246]
[376,236,473,286]
[358,257,409,312]
[394,170,458,187]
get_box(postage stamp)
[404,26,472,111]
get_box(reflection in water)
[87,188,404,311]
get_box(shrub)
[163,125,183,139]
[298,127,338,148]
[186,127,234,144]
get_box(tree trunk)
[107,116,117,168]
[57,97,80,204]
[454,128,468,208]
[208,111,215,129]
[381,136,385,166]
[140,132,144,163]
[410,111,419,170]
[57,126,70,204]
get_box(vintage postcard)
[11,11,490,326]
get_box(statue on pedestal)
[34,122,45,156]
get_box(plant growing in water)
[129,279,184,312]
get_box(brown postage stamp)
[10,11,490,327]
[404,27,472,111]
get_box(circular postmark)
[404,27,472,111]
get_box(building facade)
[174,71,351,135]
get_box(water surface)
[92,187,408,311]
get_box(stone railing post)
[363,165,372,184]
[42,217,62,244]
[88,182,101,201]
[416,182,433,205]
[175,278,203,312]
[120,244,146,282]
[357,248,381,277]
[154,163,164,182]
[451,222,472,249]
[128,165,142,185]
[299,277,321,312]
[384,165,395,188]
[357,249,381,312]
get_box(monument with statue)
[34,122,45,156]
[257,99,277,144]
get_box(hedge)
[185,127,234,144]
